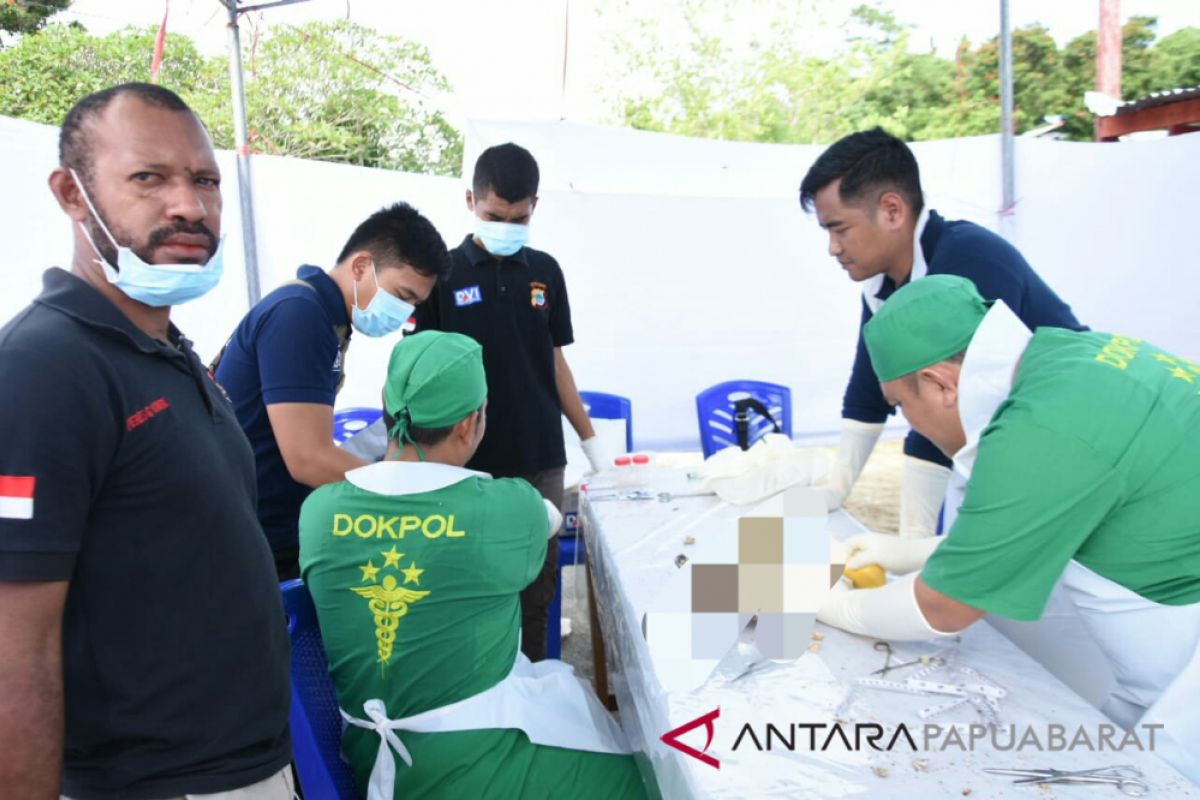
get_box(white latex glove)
[821,419,884,512]
[899,455,952,538]
[817,572,955,641]
[543,499,563,538]
[844,532,941,574]
[580,435,612,475]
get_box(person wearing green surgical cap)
[817,275,1200,785]
[298,331,650,800]
[380,329,490,462]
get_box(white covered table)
[581,467,1197,799]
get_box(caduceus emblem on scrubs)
[351,555,430,670]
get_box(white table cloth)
[582,467,1197,799]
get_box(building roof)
[1116,85,1200,115]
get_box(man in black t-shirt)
[0,84,291,798]
[413,143,609,661]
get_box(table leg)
[586,561,617,710]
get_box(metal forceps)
[871,654,943,675]
[873,641,895,674]
[588,490,716,503]
[983,765,1149,796]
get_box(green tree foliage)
[0,21,461,176]
[0,25,214,127]
[232,21,461,175]
[0,0,70,41]
[612,3,964,143]
[608,3,1200,143]
[1156,27,1200,89]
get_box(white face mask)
[351,261,415,337]
[71,169,224,307]
[475,219,530,257]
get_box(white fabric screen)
[3,114,1195,450]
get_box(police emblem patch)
[530,281,548,310]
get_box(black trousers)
[515,466,565,661]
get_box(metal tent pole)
[223,0,262,306]
[219,0,311,306]
[999,0,1015,219]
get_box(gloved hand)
[817,572,954,641]
[580,435,614,475]
[821,419,885,511]
[899,456,951,538]
[844,532,941,575]
[543,498,563,538]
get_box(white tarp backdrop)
[3,114,1197,450]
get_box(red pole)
[150,1,169,84]
[1095,0,1121,139]
[1097,0,1122,98]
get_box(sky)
[57,0,1200,125]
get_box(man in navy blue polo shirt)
[799,127,1084,537]
[0,84,292,799]
[215,204,449,579]
[413,143,609,661]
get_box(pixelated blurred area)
[561,439,903,683]
[633,485,837,683]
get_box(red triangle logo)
[661,707,720,769]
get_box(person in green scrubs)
[817,275,1200,783]
[299,331,648,799]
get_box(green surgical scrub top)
[299,472,648,799]
[922,329,1200,620]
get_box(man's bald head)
[59,83,194,185]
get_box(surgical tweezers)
[587,490,716,503]
[983,765,1149,796]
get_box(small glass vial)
[631,453,651,486]
[613,455,633,488]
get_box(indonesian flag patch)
[0,476,35,520]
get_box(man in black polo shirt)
[413,143,608,661]
[214,204,449,579]
[0,84,291,798]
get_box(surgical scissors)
[983,765,1149,796]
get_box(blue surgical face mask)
[475,219,530,257]
[352,262,415,338]
[71,169,224,308]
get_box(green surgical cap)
[863,274,990,382]
[383,331,487,444]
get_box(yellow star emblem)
[360,559,380,582]
[402,561,425,585]
[1168,366,1194,383]
[1155,353,1177,364]
[381,546,405,568]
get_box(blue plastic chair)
[695,380,792,458]
[545,391,633,659]
[579,390,634,451]
[281,579,359,799]
[332,407,383,444]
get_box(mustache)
[146,221,218,253]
